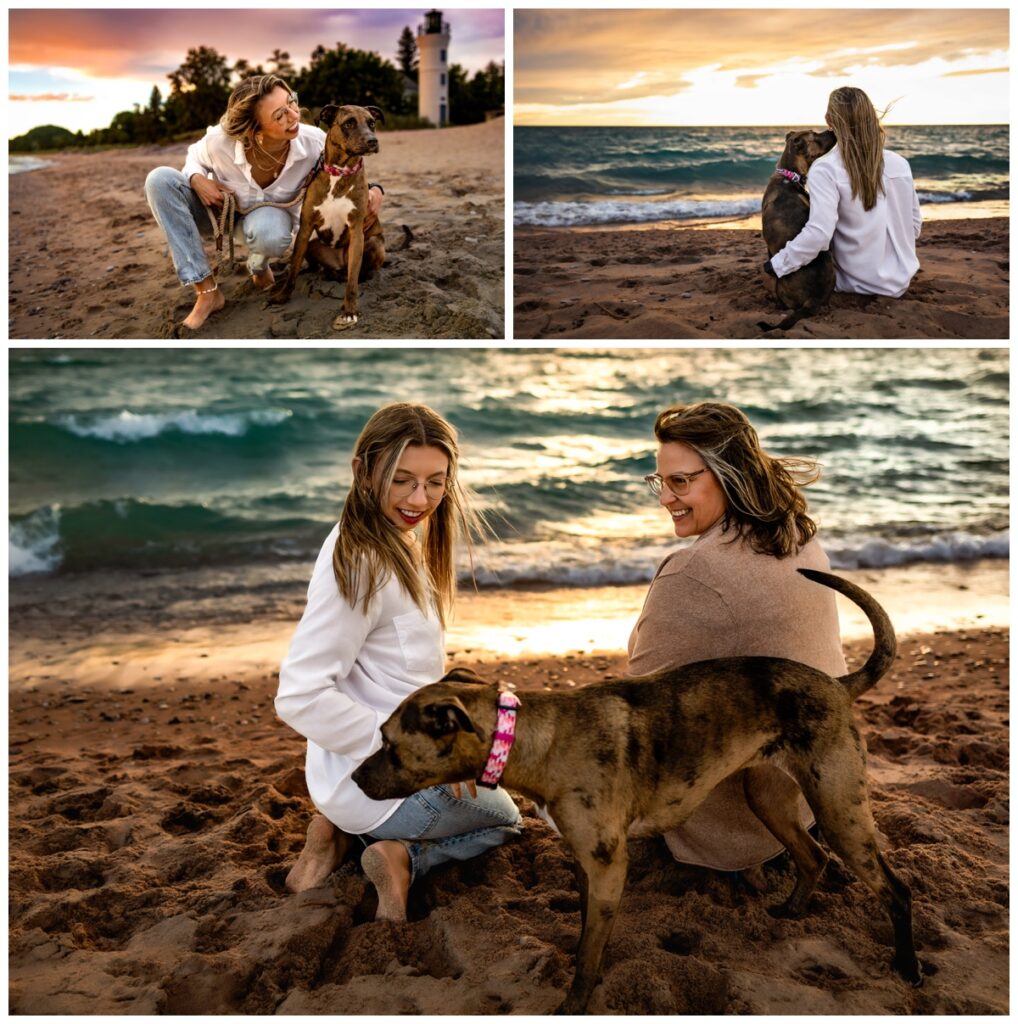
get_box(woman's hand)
[190,174,234,209]
[450,780,478,800]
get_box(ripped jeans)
[144,166,293,285]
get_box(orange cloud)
[942,66,1008,78]
[10,92,94,102]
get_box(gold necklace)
[249,138,289,173]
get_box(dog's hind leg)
[743,765,828,917]
[796,735,921,987]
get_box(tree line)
[11,31,504,151]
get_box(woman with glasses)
[275,403,522,921]
[629,401,846,889]
[144,75,383,331]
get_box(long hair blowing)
[335,403,483,627]
[654,401,820,558]
[826,86,885,211]
[220,73,293,140]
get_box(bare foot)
[285,814,349,893]
[251,266,275,289]
[361,840,411,921]
[182,285,225,330]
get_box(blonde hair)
[220,74,294,140]
[335,403,483,627]
[654,401,819,558]
[826,86,885,212]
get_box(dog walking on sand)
[353,569,921,1014]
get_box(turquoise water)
[9,347,1009,580]
[514,125,1010,226]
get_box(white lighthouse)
[416,9,450,127]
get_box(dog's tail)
[797,568,897,699]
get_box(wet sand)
[8,562,1009,1013]
[513,216,1009,340]
[9,118,504,340]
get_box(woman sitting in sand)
[275,402,522,920]
[628,401,846,888]
[765,86,921,297]
[144,74,383,331]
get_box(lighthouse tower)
[416,9,450,127]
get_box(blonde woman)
[765,86,921,297]
[629,401,846,887]
[144,74,383,330]
[275,403,521,920]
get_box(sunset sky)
[9,8,504,137]
[515,8,1009,126]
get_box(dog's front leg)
[334,219,364,330]
[556,847,628,1014]
[269,213,315,305]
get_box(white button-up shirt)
[275,525,447,834]
[181,122,327,231]
[770,145,922,298]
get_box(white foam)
[9,507,63,576]
[513,196,761,228]
[57,408,291,443]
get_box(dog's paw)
[332,312,359,331]
[766,899,805,920]
[266,287,292,306]
[892,955,923,988]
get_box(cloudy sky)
[9,8,504,136]
[515,9,1008,126]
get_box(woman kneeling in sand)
[765,86,921,297]
[275,403,522,919]
[629,401,845,887]
[144,74,382,331]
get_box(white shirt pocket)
[392,609,444,677]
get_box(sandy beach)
[513,215,1009,340]
[9,118,504,340]
[8,560,1009,1014]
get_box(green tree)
[448,60,504,125]
[396,26,417,81]
[294,43,407,115]
[163,46,233,134]
[268,48,297,83]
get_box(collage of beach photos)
[6,4,1011,1019]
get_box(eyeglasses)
[644,469,706,498]
[391,476,447,500]
[271,95,300,125]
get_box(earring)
[255,132,264,145]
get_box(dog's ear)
[422,699,477,737]
[319,104,339,128]
[441,667,488,685]
[785,130,796,141]
[365,105,385,124]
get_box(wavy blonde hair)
[335,403,483,627]
[654,401,820,558]
[220,73,294,141]
[826,86,886,212]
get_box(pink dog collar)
[477,691,520,789]
[324,158,364,177]
[776,167,803,184]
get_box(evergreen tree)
[396,26,417,81]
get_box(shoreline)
[513,215,1009,339]
[9,558,1009,687]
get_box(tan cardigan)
[628,519,847,870]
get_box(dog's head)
[780,129,836,176]
[318,103,384,157]
[351,671,498,801]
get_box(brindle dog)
[353,570,921,1014]
[269,103,385,330]
[759,128,837,332]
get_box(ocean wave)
[825,531,1009,570]
[9,156,54,175]
[56,408,292,443]
[9,507,63,576]
[514,196,760,228]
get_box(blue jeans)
[144,166,293,285]
[366,785,522,884]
